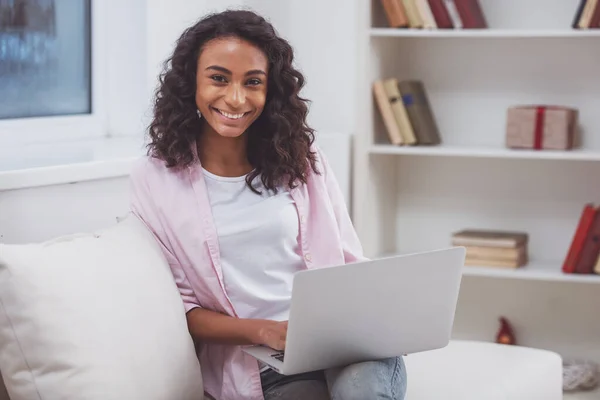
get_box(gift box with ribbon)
[505,105,578,150]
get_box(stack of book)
[451,229,529,269]
[372,78,441,146]
[572,0,600,29]
[562,203,600,275]
[380,0,487,30]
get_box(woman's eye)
[247,78,262,86]
[211,75,227,83]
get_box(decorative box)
[505,105,578,150]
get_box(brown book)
[465,245,526,261]
[380,0,410,28]
[465,255,527,269]
[373,80,404,145]
[403,0,424,28]
[383,78,417,145]
[589,1,600,27]
[453,0,487,29]
[427,0,454,28]
[398,80,441,145]
[452,229,528,248]
[574,207,600,274]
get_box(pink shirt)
[129,144,366,400]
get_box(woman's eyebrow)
[245,69,267,77]
[206,65,231,74]
[206,65,266,77]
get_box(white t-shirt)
[202,168,305,322]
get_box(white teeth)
[218,110,245,119]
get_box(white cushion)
[404,340,563,400]
[0,214,204,400]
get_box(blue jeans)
[261,356,407,400]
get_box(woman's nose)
[224,83,246,109]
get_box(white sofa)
[0,215,564,400]
[405,340,563,400]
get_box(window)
[0,0,92,120]
[0,0,147,171]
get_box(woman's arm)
[186,308,287,350]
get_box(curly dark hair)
[147,9,319,192]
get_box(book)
[380,0,410,28]
[453,0,487,29]
[414,0,438,29]
[443,0,463,28]
[398,80,441,145]
[574,206,600,274]
[578,0,598,28]
[464,243,528,269]
[464,245,526,261]
[452,229,528,248]
[373,80,404,145]
[382,78,417,145]
[593,251,600,274]
[427,0,454,28]
[589,1,600,27]
[562,203,596,273]
[464,254,527,269]
[402,0,424,28]
[573,0,588,28]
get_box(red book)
[453,0,487,28]
[426,0,454,29]
[575,207,600,274]
[562,203,596,273]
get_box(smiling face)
[195,36,269,139]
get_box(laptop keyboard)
[271,352,285,362]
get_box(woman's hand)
[254,320,288,351]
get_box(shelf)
[369,144,600,161]
[378,253,600,284]
[563,388,600,400]
[370,28,600,38]
[462,261,600,284]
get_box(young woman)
[129,9,407,400]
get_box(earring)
[197,109,202,119]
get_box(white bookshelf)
[353,0,600,384]
[370,28,600,38]
[378,255,600,284]
[370,144,600,161]
[565,389,600,400]
[462,262,600,284]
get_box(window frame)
[0,0,109,147]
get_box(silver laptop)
[242,246,466,375]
